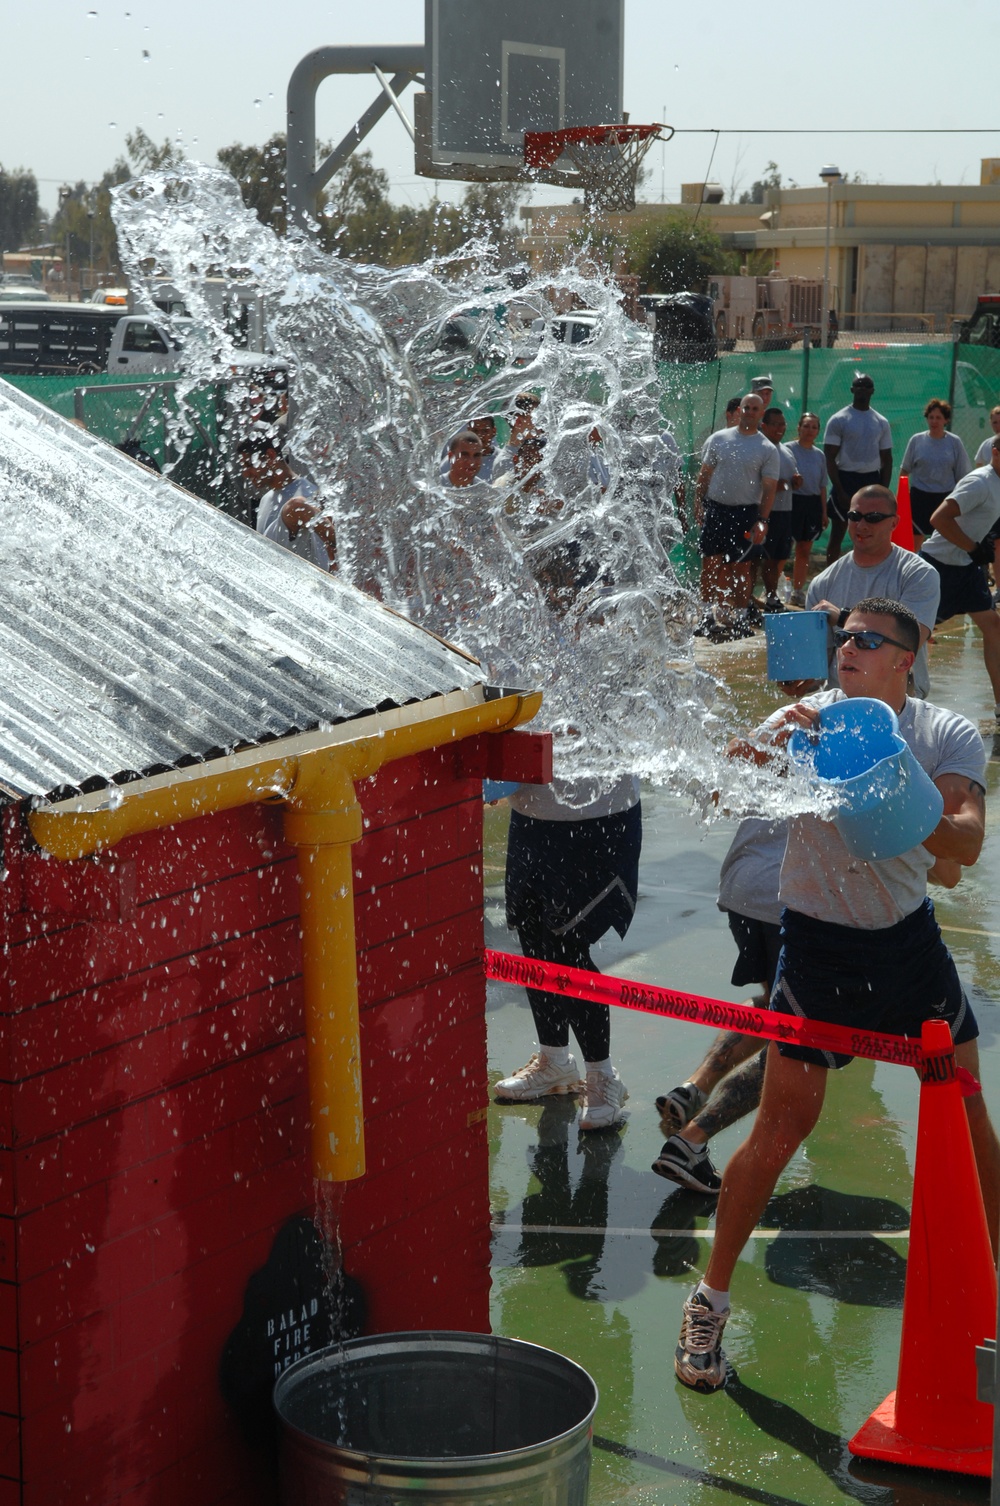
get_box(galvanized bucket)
[273,1329,598,1504]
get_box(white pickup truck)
[106,316,185,374]
[106,316,289,380]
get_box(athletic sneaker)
[495,1052,584,1102]
[674,1289,730,1393]
[789,588,807,608]
[655,1082,707,1131]
[763,593,784,613]
[579,1068,628,1131]
[651,1135,722,1195]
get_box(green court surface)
[485,617,1000,1505]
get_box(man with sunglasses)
[919,435,1000,725]
[674,597,999,1395]
[801,485,940,698]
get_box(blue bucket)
[764,611,829,682]
[788,697,944,861]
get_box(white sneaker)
[579,1068,628,1131]
[495,1052,584,1102]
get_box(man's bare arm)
[922,775,986,867]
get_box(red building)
[0,383,547,1503]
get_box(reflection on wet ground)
[487,618,997,1505]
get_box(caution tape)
[484,949,925,1068]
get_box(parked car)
[959,295,1000,349]
[0,286,50,303]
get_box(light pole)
[819,163,841,348]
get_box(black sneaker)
[675,1289,729,1392]
[764,593,784,613]
[651,1135,722,1195]
[655,1082,707,1132]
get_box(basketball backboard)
[415,0,624,185]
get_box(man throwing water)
[674,597,1000,1394]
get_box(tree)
[625,213,733,294]
[738,160,787,205]
[217,134,288,234]
[0,166,40,251]
[125,128,183,174]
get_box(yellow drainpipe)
[29,687,542,1183]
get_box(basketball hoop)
[524,123,672,213]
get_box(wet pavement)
[485,614,1000,1505]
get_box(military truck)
[709,274,837,351]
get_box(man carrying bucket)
[673,597,1000,1394]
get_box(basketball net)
[524,123,668,214]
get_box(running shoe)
[579,1068,628,1131]
[763,593,784,613]
[651,1135,722,1195]
[674,1289,730,1393]
[789,588,807,608]
[494,1052,583,1102]
[655,1082,707,1131]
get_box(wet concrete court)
[485,615,1000,1505]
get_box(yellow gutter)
[29,686,542,1183]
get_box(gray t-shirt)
[920,466,1000,568]
[717,817,786,926]
[770,442,799,514]
[806,546,940,699]
[900,430,970,493]
[774,690,985,929]
[508,772,640,822]
[824,405,893,472]
[975,436,998,466]
[702,427,780,508]
[788,441,827,498]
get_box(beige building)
[520,171,1000,332]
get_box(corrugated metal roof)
[0,379,484,800]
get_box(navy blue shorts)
[919,550,993,621]
[700,501,758,563]
[725,911,782,992]
[790,494,824,543]
[770,899,977,1068]
[829,470,882,523]
[505,803,642,945]
[909,487,948,537]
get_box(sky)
[3,0,998,219]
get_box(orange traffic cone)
[891,475,915,553]
[849,1019,997,1476]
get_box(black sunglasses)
[846,510,896,524]
[832,627,912,653]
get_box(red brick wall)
[0,746,488,1504]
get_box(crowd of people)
[474,373,1000,1400]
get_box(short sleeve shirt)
[900,431,970,493]
[703,427,781,508]
[975,436,997,466]
[773,690,985,929]
[788,441,827,498]
[717,817,787,926]
[919,466,1000,568]
[805,545,941,698]
[770,442,799,514]
[824,405,893,472]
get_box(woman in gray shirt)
[900,398,971,549]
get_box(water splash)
[111,163,829,821]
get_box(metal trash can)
[273,1329,599,1504]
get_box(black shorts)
[756,512,793,562]
[725,911,783,992]
[919,550,994,621]
[790,494,824,543]
[700,500,758,563]
[910,488,949,537]
[505,803,642,944]
[771,899,977,1068]
[829,470,882,523]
